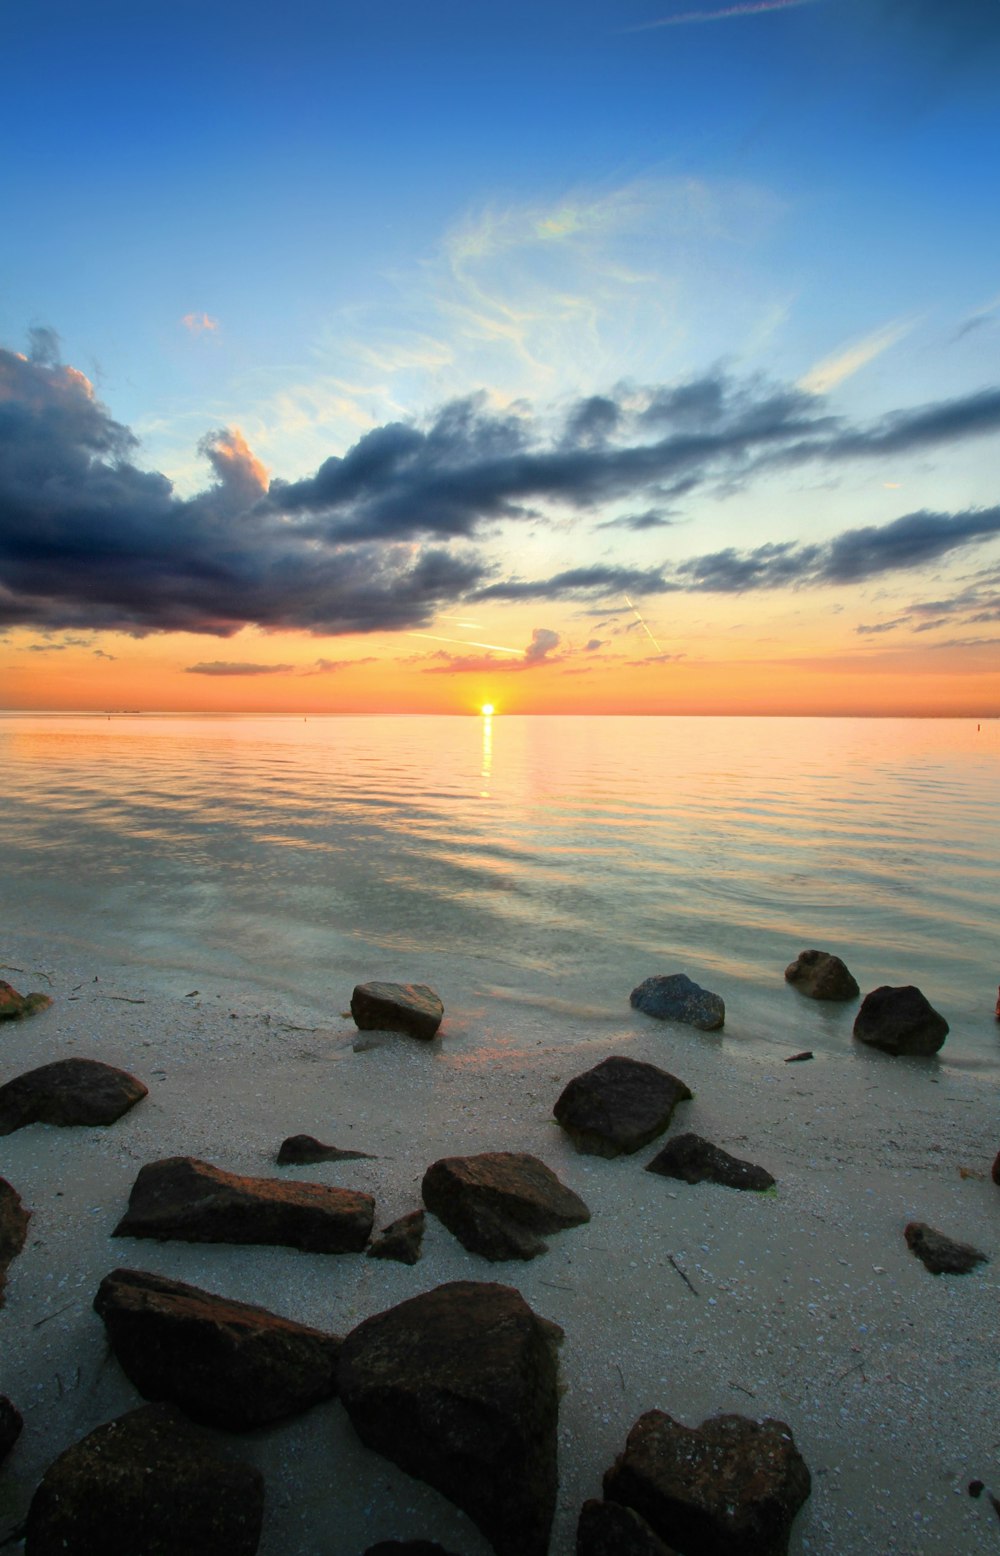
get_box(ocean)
[1,712,997,1075]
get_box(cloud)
[475,566,677,602]
[423,626,562,674]
[302,655,378,675]
[628,1,815,29]
[181,313,219,335]
[186,661,295,676]
[798,318,914,395]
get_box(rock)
[904,1221,988,1275]
[339,1280,561,1556]
[368,1209,425,1265]
[783,1051,813,1064]
[0,1177,30,1306]
[24,1402,264,1556]
[603,1410,811,1556]
[351,982,444,1040]
[554,1057,692,1158]
[113,1156,374,1253]
[364,1544,463,1556]
[645,1133,775,1192]
[992,1149,1000,1187]
[853,985,949,1056]
[0,1057,147,1135]
[93,1267,342,1431]
[577,1498,678,1554]
[0,1396,23,1464]
[783,950,859,1001]
[0,979,52,1021]
[630,974,724,1031]
[422,1152,589,1262]
[276,1133,374,1164]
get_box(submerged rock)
[113,1156,374,1253]
[368,1209,425,1265]
[784,950,859,1002]
[554,1057,692,1158]
[853,985,948,1056]
[904,1221,988,1276]
[630,974,724,1031]
[0,1395,23,1464]
[603,1409,811,1556]
[422,1152,589,1262]
[0,1057,147,1135]
[0,979,52,1021]
[339,1280,562,1556]
[276,1133,374,1165]
[645,1133,775,1192]
[577,1498,677,1555]
[94,1267,342,1430]
[0,1177,30,1306]
[351,982,444,1040]
[25,1402,264,1556]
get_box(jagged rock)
[630,974,724,1031]
[853,985,948,1056]
[904,1221,988,1275]
[339,1280,561,1556]
[604,1410,810,1556]
[784,950,859,1001]
[0,979,52,1020]
[24,1402,264,1556]
[364,1544,463,1556]
[0,1057,147,1135]
[645,1134,775,1192]
[0,1177,30,1306]
[577,1498,678,1554]
[276,1133,374,1165]
[113,1156,373,1253]
[422,1152,589,1262]
[351,982,444,1040]
[554,1057,692,1158]
[0,1396,23,1464]
[93,1267,342,1430]
[368,1209,425,1265]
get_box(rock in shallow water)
[904,1221,988,1275]
[0,1057,147,1135]
[784,949,859,1001]
[554,1056,692,1158]
[338,1280,562,1556]
[853,985,948,1056]
[351,981,444,1040]
[422,1152,589,1261]
[645,1133,775,1192]
[629,974,724,1031]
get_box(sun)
[480,703,495,716]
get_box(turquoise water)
[1,713,997,1073]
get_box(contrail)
[410,632,524,655]
[628,0,815,31]
[624,595,664,655]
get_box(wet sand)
[1,934,998,1555]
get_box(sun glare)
[480,703,495,716]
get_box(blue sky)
[2,0,999,712]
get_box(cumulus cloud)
[181,313,219,334]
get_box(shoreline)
[2,936,999,1554]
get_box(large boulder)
[554,1057,692,1158]
[422,1152,589,1261]
[0,979,52,1021]
[603,1409,811,1556]
[93,1267,342,1430]
[113,1156,374,1253]
[368,1209,425,1265]
[645,1134,775,1193]
[904,1222,988,1276]
[0,1057,147,1135]
[577,1498,678,1554]
[351,982,444,1040]
[784,950,859,1002]
[630,975,724,1031]
[276,1133,374,1164]
[24,1403,264,1556]
[853,985,948,1056]
[338,1280,562,1556]
[0,1396,23,1464]
[0,1177,30,1306]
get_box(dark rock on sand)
[422,1152,589,1262]
[24,1402,264,1556]
[992,1149,1000,1186]
[783,1051,813,1064]
[339,1280,561,1556]
[904,1221,988,1276]
[364,1544,463,1556]
[603,1410,811,1556]
[276,1133,374,1165]
[630,974,724,1031]
[351,981,444,1040]
[853,985,949,1056]
[645,1133,775,1192]
[0,1396,23,1464]
[113,1156,374,1253]
[368,1209,425,1265]
[784,950,859,1001]
[577,1498,678,1555]
[0,1057,147,1135]
[554,1057,692,1158]
[93,1267,342,1431]
[0,979,52,1021]
[0,1177,30,1306]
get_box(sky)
[2,0,999,715]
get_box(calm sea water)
[1,713,997,1075]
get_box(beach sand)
[1,933,998,1555]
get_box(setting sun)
[480,703,495,716]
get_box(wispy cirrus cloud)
[798,318,915,395]
[181,313,219,335]
[186,661,294,676]
[627,1,816,32]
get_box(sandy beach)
[1,931,998,1555]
